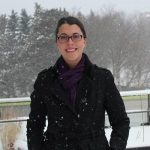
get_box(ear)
[83,38,87,48]
[56,41,59,49]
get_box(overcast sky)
[0,0,150,15]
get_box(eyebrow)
[58,32,82,36]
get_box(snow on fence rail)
[0,110,150,124]
[0,89,150,103]
[120,89,150,96]
[0,89,150,124]
[0,97,30,103]
[0,118,28,123]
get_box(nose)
[67,37,74,43]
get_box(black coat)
[27,54,130,150]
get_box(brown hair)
[55,16,86,41]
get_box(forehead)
[58,24,82,34]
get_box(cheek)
[80,41,86,50]
[57,43,64,51]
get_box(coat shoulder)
[93,65,113,78]
[34,67,54,89]
[37,67,54,80]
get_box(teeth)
[66,48,76,52]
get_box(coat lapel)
[50,78,78,116]
[75,74,93,113]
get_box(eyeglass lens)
[57,33,82,42]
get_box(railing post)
[147,94,150,124]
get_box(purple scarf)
[58,55,85,105]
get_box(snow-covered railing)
[0,90,150,103]
[0,89,150,124]
[0,89,150,103]
[0,109,150,124]
[0,117,28,123]
[0,97,30,103]
[126,109,150,114]
[120,89,150,96]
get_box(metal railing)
[0,110,150,124]
[0,89,150,103]
[0,89,150,124]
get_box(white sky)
[0,0,150,15]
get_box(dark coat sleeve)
[27,70,47,150]
[104,70,130,150]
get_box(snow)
[0,121,149,150]
[106,126,150,148]
[127,126,150,148]
[120,89,150,96]
[14,122,28,150]
[0,141,3,150]
[0,97,30,103]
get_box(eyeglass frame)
[57,33,85,43]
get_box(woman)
[27,16,130,150]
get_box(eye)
[59,35,68,40]
[72,33,80,39]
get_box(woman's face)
[56,23,86,68]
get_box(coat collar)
[52,53,94,79]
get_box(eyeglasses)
[57,33,84,43]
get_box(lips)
[65,48,77,52]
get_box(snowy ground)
[106,125,150,148]
[0,121,150,150]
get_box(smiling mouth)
[65,48,77,52]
